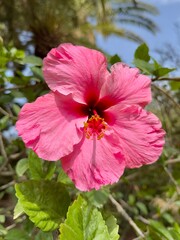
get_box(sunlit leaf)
[105,215,119,240]
[16,158,29,177]
[15,180,70,231]
[59,195,119,240]
[13,201,24,219]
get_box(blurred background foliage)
[0,0,179,239]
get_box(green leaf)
[105,215,119,240]
[149,220,174,240]
[35,231,54,240]
[12,103,21,116]
[14,50,25,59]
[59,195,119,240]
[153,67,176,78]
[23,55,43,66]
[0,115,9,131]
[0,224,7,236]
[15,180,70,231]
[128,194,136,205]
[134,43,150,62]
[16,158,29,177]
[0,216,5,224]
[31,66,44,81]
[5,229,30,240]
[174,223,180,234]
[58,168,73,186]
[169,229,180,239]
[28,151,43,180]
[170,81,180,91]
[28,151,56,180]
[0,56,9,67]
[109,54,122,65]
[136,202,148,215]
[0,94,13,104]
[83,189,109,208]
[133,58,155,75]
[13,201,24,219]
[162,213,174,224]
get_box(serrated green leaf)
[15,180,70,231]
[59,195,118,240]
[23,55,43,66]
[13,200,24,219]
[28,151,56,180]
[5,229,30,240]
[58,168,73,186]
[105,215,119,240]
[42,161,56,180]
[28,151,44,180]
[149,220,174,240]
[134,43,150,62]
[109,54,122,65]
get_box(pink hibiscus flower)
[16,43,165,191]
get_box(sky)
[96,0,180,65]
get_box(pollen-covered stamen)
[84,114,107,140]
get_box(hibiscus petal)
[61,135,125,191]
[16,92,87,160]
[43,43,109,105]
[104,105,165,168]
[98,63,151,110]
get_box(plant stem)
[152,77,180,82]
[109,194,145,238]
